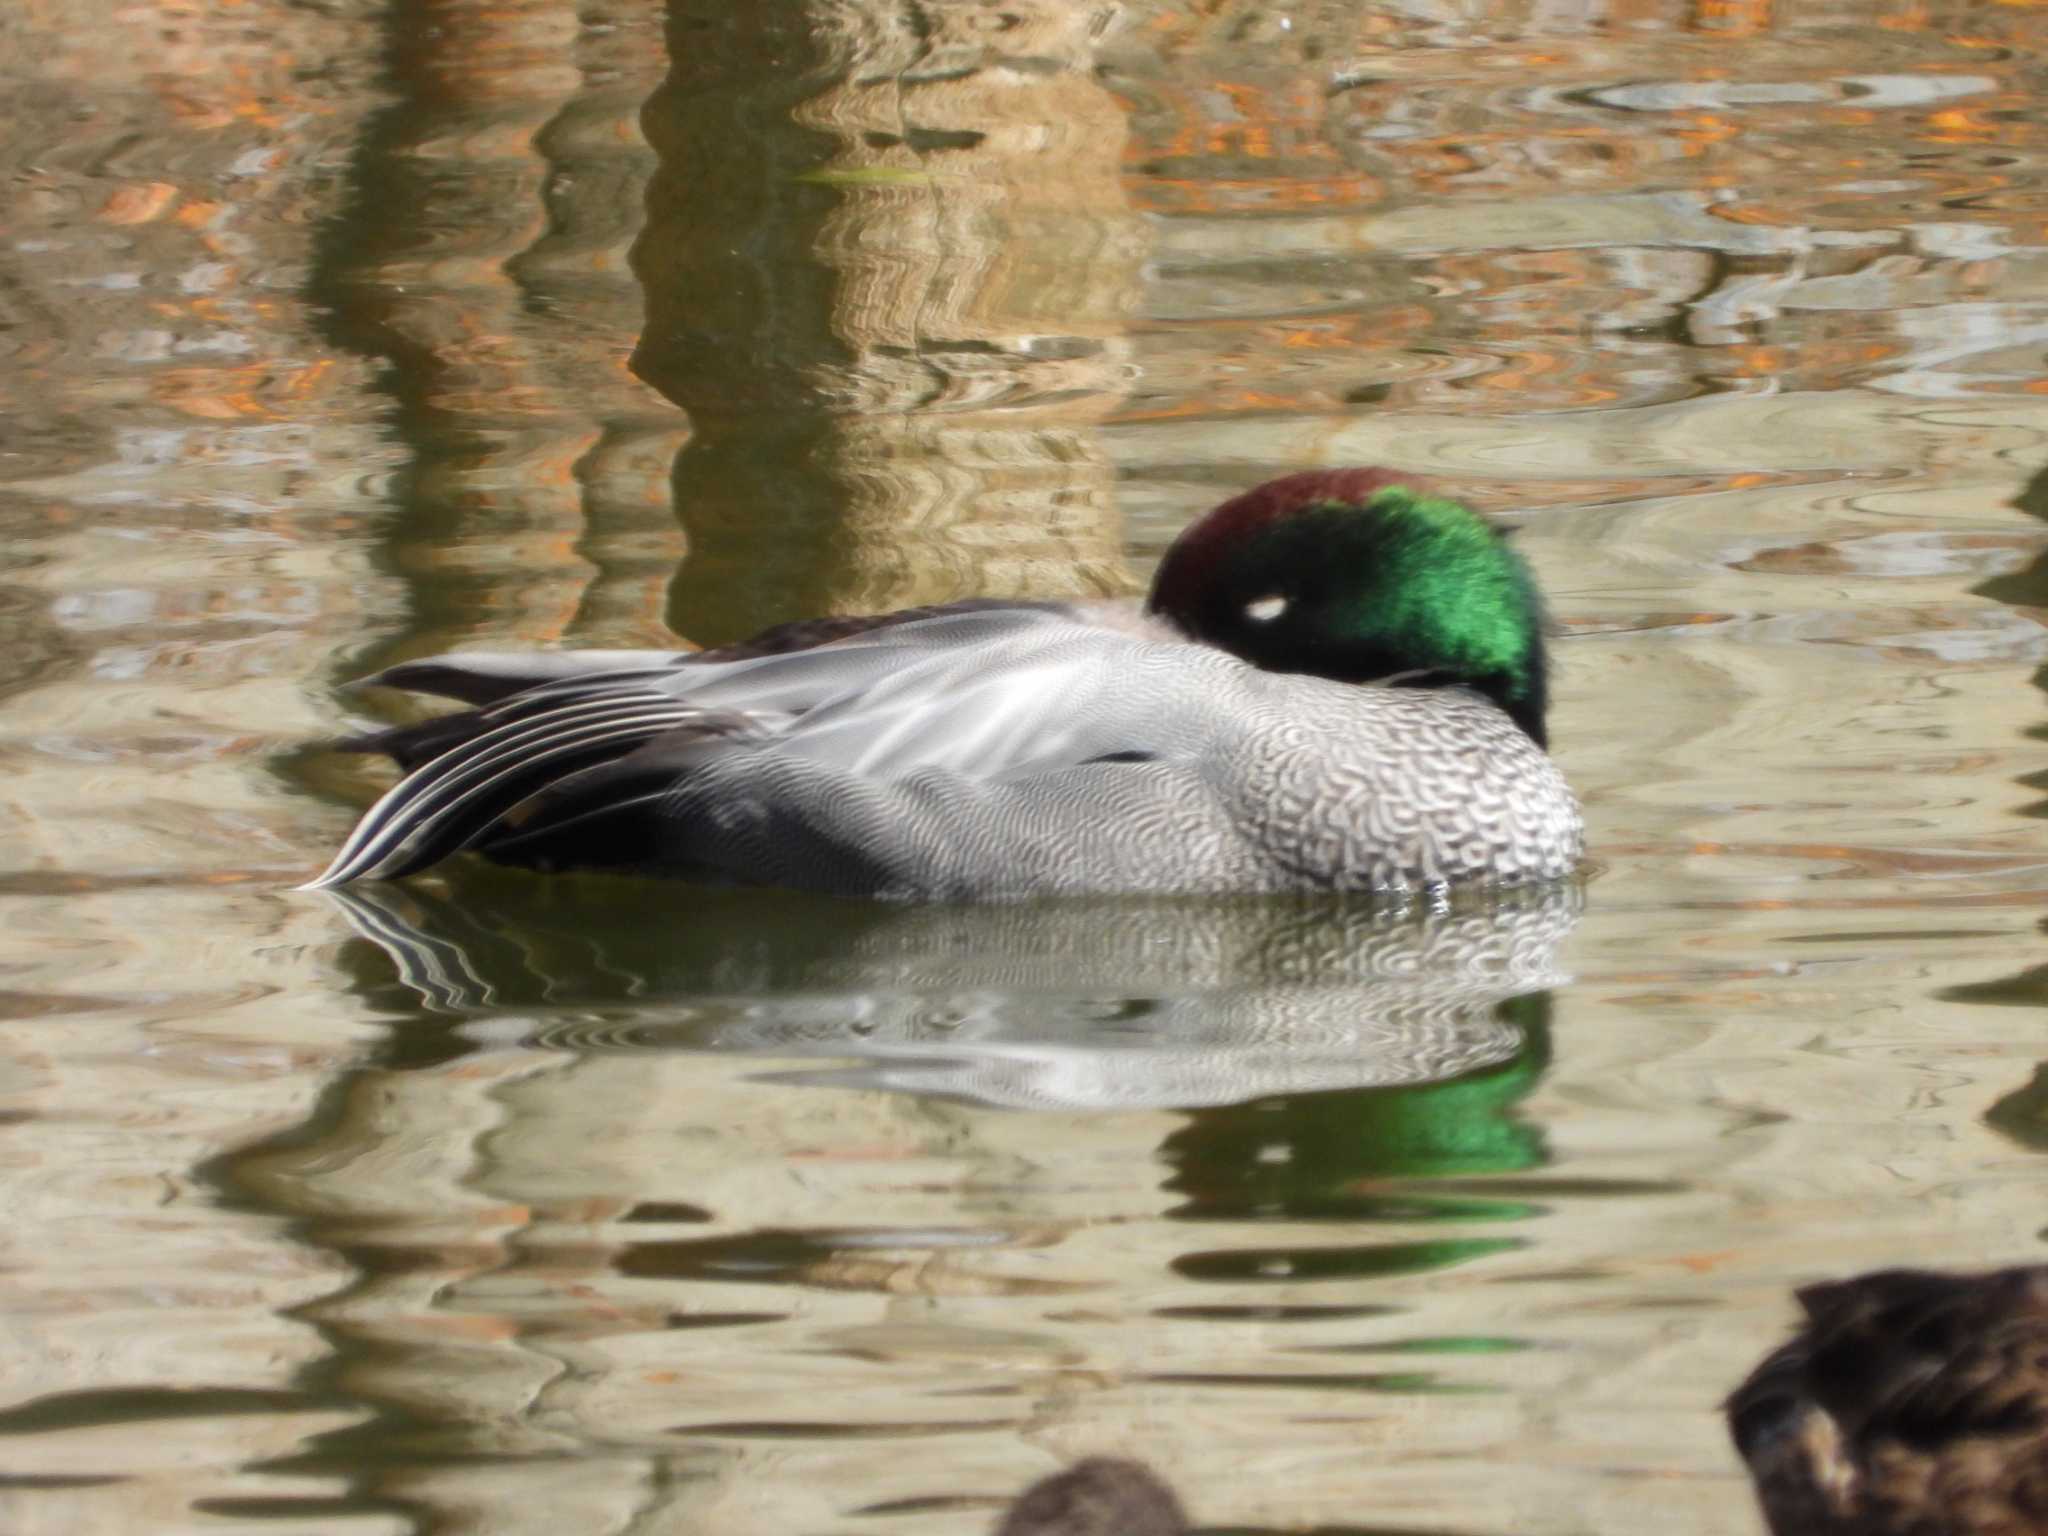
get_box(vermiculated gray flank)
[304,470,1585,900]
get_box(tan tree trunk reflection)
[634,0,1145,645]
[317,0,686,660]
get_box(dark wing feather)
[691,597,1059,661]
[363,649,689,704]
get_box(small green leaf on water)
[1360,1335,1532,1356]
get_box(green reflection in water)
[0,1386,340,1436]
[1163,997,1549,1296]
[1146,1370,1491,1396]
[1172,1238,1524,1285]
[1332,1335,1534,1356]
[1164,995,1551,1224]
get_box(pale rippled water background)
[5,1,2048,1532]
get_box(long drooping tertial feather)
[310,690,723,885]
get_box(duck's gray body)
[309,602,1582,900]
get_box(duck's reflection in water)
[325,875,1580,1112]
[228,879,1582,1530]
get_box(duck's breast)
[1219,678,1582,893]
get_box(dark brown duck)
[994,1459,1188,1536]
[1727,1265,2048,1536]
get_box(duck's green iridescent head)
[1147,467,1552,745]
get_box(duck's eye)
[1244,594,1287,623]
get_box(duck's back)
[550,640,1577,900]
